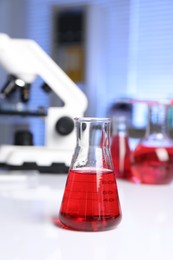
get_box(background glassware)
[111,116,131,179]
[57,117,122,231]
[130,101,173,184]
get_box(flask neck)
[145,104,169,138]
[72,118,113,170]
[112,116,128,136]
[75,118,111,148]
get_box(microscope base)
[0,145,72,173]
[7,163,69,173]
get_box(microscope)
[0,33,88,172]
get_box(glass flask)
[57,117,122,231]
[130,102,173,184]
[111,116,131,179]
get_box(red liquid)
[58,168,121,231]
[111,135,131,179]
[130,144,173,184]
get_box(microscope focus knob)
[55,116,74,136]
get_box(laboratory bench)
[0,170,173,260]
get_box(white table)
[0,171,173,260]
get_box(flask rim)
[74,117,111,123]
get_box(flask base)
[129,164,173,185]
[130,144,173,185]
[52,213,122,232]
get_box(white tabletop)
[0,171,173,260]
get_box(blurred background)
[0,0,173,146]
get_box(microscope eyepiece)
[0,74,30,102]
[0,75,18,98]
[20,83,30,103]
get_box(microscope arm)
[0,34,88,114]
[24,39,88,114]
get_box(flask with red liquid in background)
[111,116,131,179]
[130,101,173,184]
[54,117,122,232]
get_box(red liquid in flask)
[130,144,173,184]
[58,168,121,231]
[111,135,131,179]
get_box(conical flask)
[58,117,122,231]
[131,101,173,184]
